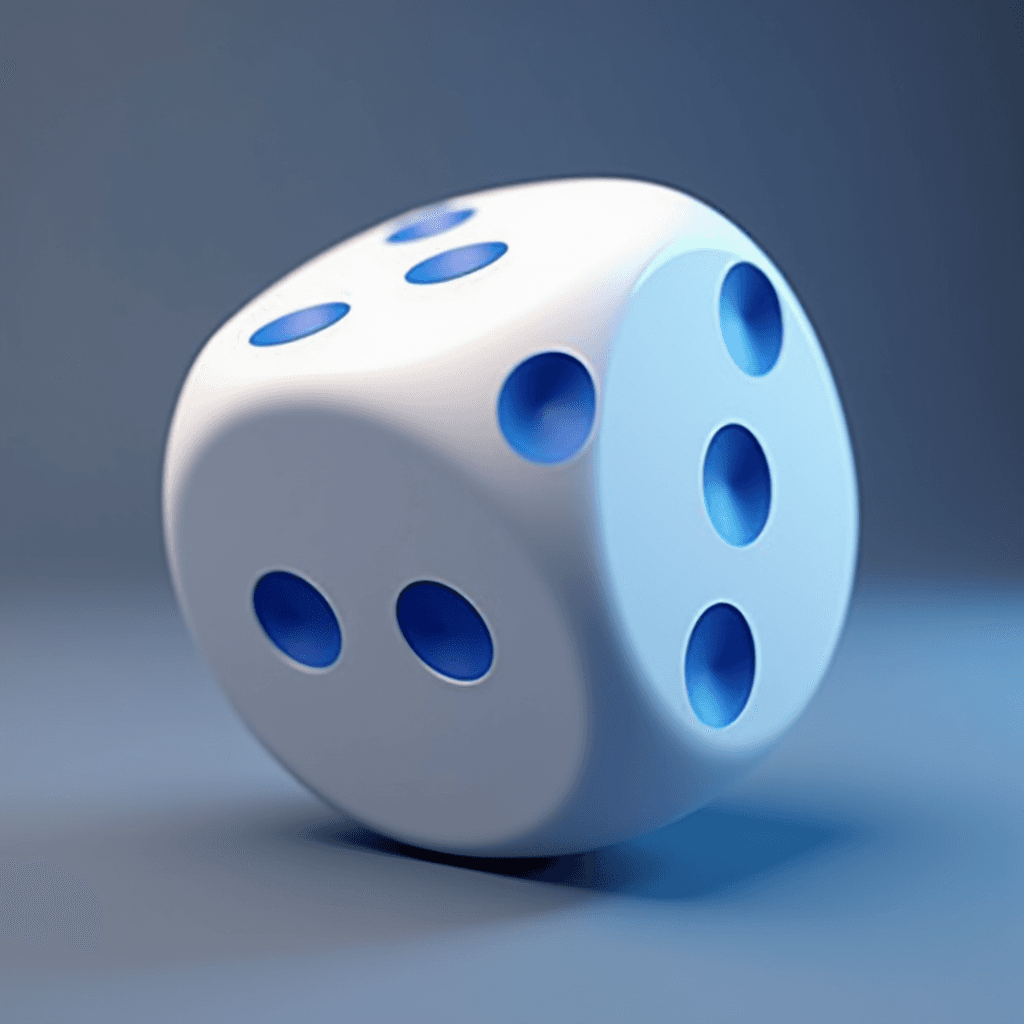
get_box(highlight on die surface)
[163,177,858,857]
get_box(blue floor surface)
[1,575,1021,1022]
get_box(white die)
[163,177,858,856]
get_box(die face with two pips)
[163,178,858,856]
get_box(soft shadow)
[309,802,858,900]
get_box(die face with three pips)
[163,178,858,856]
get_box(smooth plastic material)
[497,352,596,464]
[405,242,508,284]
[396,580,494,682]
[252,571,341,668]
[703,424,772,546]
[250,303,350,347]
[685,603,756,727]
[387,208,474,243]
[164,178,858,857]
[719,262,782,376]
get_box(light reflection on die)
[163,178,858,856]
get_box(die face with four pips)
[163,177,858,857]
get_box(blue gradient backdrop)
[0,3,1020,1022]
[0,0,1020,581]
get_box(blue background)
[0,0,1020,580]
[0,3,1020,1020]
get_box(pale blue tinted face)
[703,423,772,546]
[596,248,857,738]
[386,207,475,243]
[684,602,755,727]
[405,242,507,284]
[395,580,493,682]
[252,571,341,668]
[719,262,782,375]
[249,303,350,347]
[497,352,596,464]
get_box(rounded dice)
[163,178,858,856]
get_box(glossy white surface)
[164,179,856,854]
